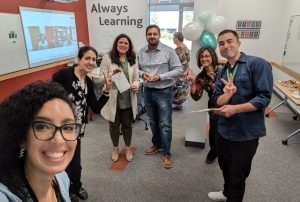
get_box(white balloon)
[182,22,203,41]
[198,11,212,27]
[207,16,227,34]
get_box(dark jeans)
[217,134,259,202]
[144,86,173,156]
[66,138,82,194]
[109,107,133,147]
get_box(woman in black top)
[53,46,111,201]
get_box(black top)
[52,66,109,134]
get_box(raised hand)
[186,69,195,85]
[221,73,237,96]
[103,73,112,91]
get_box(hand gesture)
[131,84,139,93]
[112,67,122,75]
[143,72,152,81]
[221,73,237,96]
[143,72,160,82]
[103,73,112,91]
[150,75,160,81]
[218,105,238,118]
[186,69,195,85]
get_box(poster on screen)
[86,0,147,54]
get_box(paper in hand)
[189,108,221,113]
[112,72,130,93]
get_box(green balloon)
[199,30,217,50]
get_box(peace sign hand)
[103,72,112,92]
[221,73,237,96]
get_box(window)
[149,0,194,49]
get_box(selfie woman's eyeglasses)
[32,121,82,141]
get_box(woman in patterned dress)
[172,32,190,110]
[187,47,220,164]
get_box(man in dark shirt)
[209,30,273,202]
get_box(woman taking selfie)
[0,81,80,201]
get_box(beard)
[147,38,159,46]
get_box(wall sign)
[86,0,147,54]
[236,20,262,39]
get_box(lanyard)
[226,63,239,82]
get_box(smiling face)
[146,27,160,47]
[218,32,241,63]
[24,98,77,177]
[117,37,130,56]
[199,50,213,68]
[77,50,97,74]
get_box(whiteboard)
[0,13,29,75]
[282,15,300,74]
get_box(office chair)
[134,82,148,130]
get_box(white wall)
[216,0,286,63]
[192,0,300,113]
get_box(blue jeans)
[144,86,173,156]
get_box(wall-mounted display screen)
[20,7,78,68]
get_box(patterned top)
[172,44,190,105]
[52,66,109,135]
[191,66,219,114]
[69,78,88,134]
[175,44,190,71]
[137,42,183,89]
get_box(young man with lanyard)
[209,30,273,202]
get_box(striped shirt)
[137,42,183,89]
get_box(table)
[265,83,300,145]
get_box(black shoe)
[77,187,88,200]
[70,193,79,202]
[205,152,217,164]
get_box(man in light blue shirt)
[137,25,183,169]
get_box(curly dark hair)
[109,33,136,66]
[196,47,219,69]
[0,80,74,200]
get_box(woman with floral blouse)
[187,47,220,164]
[172,32,190,110]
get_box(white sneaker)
[208,191,227,201]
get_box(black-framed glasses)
[32,121,82,141]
